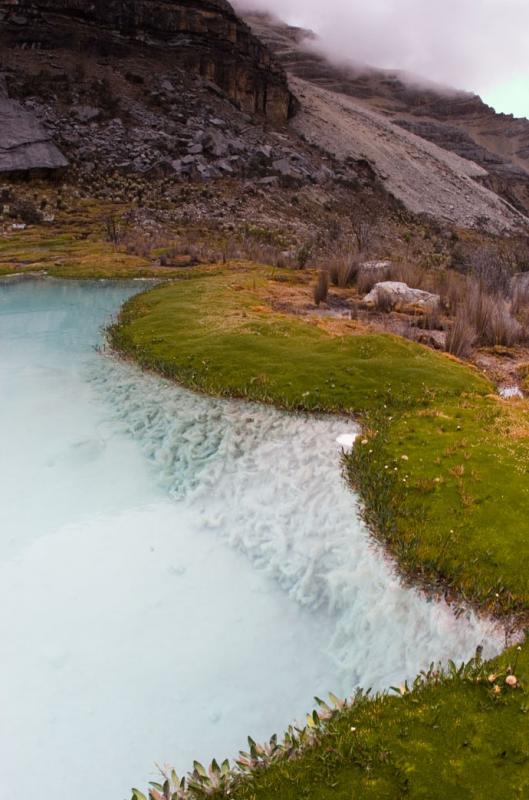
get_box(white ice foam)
[91,357,503,689]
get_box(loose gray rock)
[73,105,101,123]
[203,129,229,158]
[272,157,302,178]
[0,99,68,173]
[216,159,234,173]
[363,282,441,312]
[255,144,273,160]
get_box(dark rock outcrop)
[0,98,67,173]
[0,0,295,122]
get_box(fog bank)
[236,0,529,117]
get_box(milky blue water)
[0,279,502,799]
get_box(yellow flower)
[488,673,497,683]
[493,685,502,695]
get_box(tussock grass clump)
[328,256,358,288]
[463,284,523,347]
[392,261,429,290]
[373,286,395,313]
[313,270,329,306]
[446,309,475,357]
[511,282,529,326]
[442,278,525,355]
[355,265,391,295]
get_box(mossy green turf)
[232,646,529,800]
[110,266,529,799]
[109,267,489,413]
[349,399,529,618]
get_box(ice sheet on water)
[91,355,503,688]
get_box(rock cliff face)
[0,0,294,122]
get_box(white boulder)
[363,281,441,313]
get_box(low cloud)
[235,0,529,105]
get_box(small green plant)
[297,242,313,269]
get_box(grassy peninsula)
[112,265,529,799]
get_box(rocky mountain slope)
[0,0,367,196]
[1,1,529,236]
[244,9,529,227]
[0,3,325,196]
[288,74,522,233]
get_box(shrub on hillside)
[10,198,42,225]
[446,310,475,358]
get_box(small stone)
[73,105,101,123]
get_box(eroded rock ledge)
[0,0,295,122]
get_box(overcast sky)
[236,0,529,119]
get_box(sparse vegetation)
[10,197,43,225]
[313,269,329,305]
[296,241,313,269]
[352,218,376,254]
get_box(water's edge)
[0,279,505,799]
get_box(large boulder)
[363,281,441,313]
[0,99,68,174]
